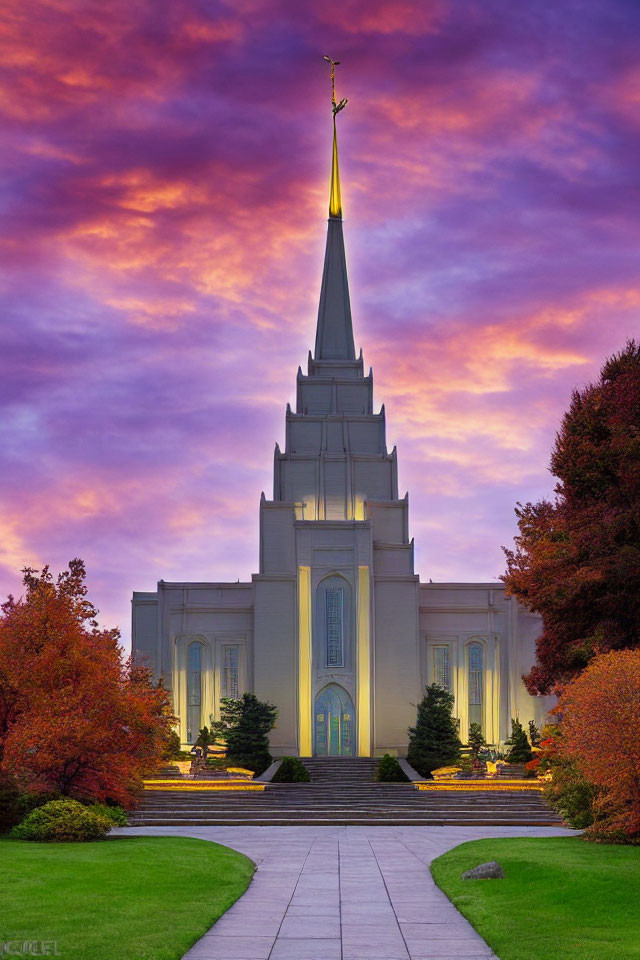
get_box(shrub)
[205,756,227,770]
[525,757,541,779]
[407,684,462,778]
[544,758,597,830]
[376,754,409,782]
[557,649,640,840]
[89,803,127,826]
[11,799,111,842]
[272,757,310,783]
[0,779,61,833]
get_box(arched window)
[468,642,483,730]
[187,641,203,744]
[325,586,344,667]
[316,575,350,672]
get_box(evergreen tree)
[195,725,215,757]
[162,729,183,760]
[505,718,533,763]
[407,684,462,778]
[218,693,277,776]
[468,722,485,759]
[272,757,310,783]
[528,720,541,747]
[376,754,409,782]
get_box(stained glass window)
[468,642,483,729]
[223,646,239,699]
[187,642,203,744]
[434,646,450,691]
[325,587,344,667]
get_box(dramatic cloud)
[1,0,639,643]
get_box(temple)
[132,72,553,755]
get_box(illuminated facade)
[132,104,554,755]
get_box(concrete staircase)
[130,758,563,827]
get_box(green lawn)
[1,835,254,960]
[431,837,640,960]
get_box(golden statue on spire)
[323,56,347,219]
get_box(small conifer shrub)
[376,754,409,782]
[271,757,310,782]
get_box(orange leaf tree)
[0,560,173,807]
[558,648,640,838]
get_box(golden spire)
[324,56,348,219]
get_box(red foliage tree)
[558,649,640,838]
[0,560,173,806]
[503,340,640,693]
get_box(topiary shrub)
[376,754,409,782]
[271,757,310,783]
[11,799,111,842]
[88,803,128,826]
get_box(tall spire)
[315,58,355,361]
[324,55,348,219]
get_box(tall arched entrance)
[313,684,355,756]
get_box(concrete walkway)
[117,825,573,960]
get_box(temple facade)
[132,98,554,756]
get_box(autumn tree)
[557,649,640,840]
[503,340,640,693]
[0,560,173,807]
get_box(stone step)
[132,755,561,827]
[132,787,561,825]
[130,815,560,826]
[297,758,380,782]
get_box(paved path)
[117,825,573,960]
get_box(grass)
[0,835,254,960]
[431,836,640,960]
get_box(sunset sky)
[2,0,640,648]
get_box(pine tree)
[528,720,541,747]
[407,684,462,778]
[505,718,533,763]
[195,725,215,757]
[219,693,277,776]
[468,722,485,759]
